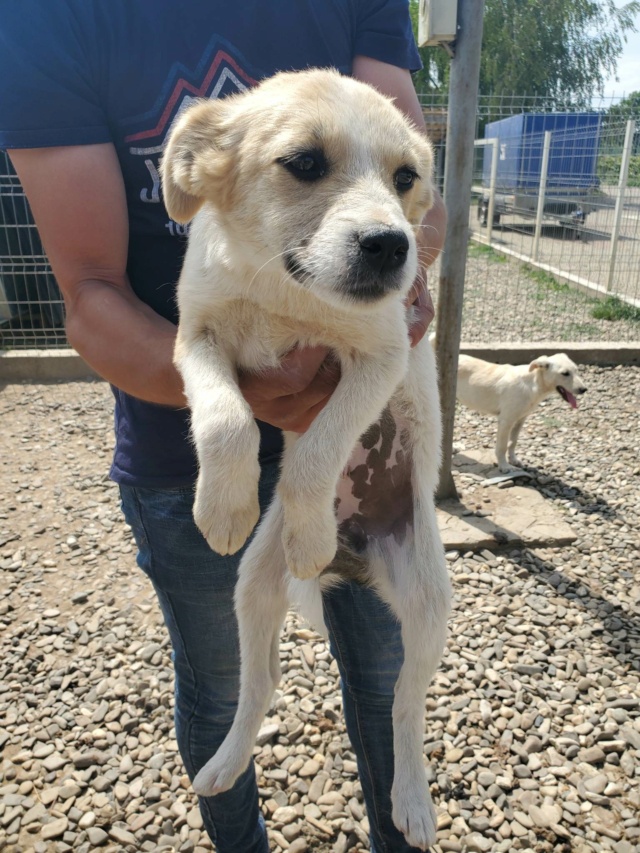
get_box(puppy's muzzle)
[358,227,409,275]
[341,226,410,302]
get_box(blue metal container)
[483,113,601,192]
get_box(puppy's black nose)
[577,387,587,395]
[358,228,409,274]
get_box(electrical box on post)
[418,0,458,47]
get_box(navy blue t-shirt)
[0,0,420,487]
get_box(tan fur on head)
[160,69,435,276]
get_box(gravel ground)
[442,251,640,344]
[1,370,639,853]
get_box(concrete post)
[533,131,552,262]
[607,119,634,292]
[486,137,499,245]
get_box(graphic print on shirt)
[121,36,259,233]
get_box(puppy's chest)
[216,301,370,371]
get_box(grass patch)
[566,322,602,338]
[590,296,640,323]
[468,242,507,263]
[520,264,571,293]
[520,264,640,325]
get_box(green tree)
[602,90,640,160]
[481,0,639,106]
[606,90,640,120]
[410,1,639,106]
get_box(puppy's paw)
[282,506,337,580]
[192,737,251,798]
[194,477,260,555]
[497,461,515,473]
[391,777,437,851]
[508,456,524,469]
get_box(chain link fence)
[1,92,639,349]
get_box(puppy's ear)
[160,98,237,223]
[529,356,550,372]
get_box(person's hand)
[405,272,435,347]
[239,346,341,433]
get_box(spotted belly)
[334,404,413,559]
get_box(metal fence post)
[486,137,499,245]
[532,130,552,262]
[607,119,635,293]
[435,0,486,501]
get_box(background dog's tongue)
[567,391,578,409]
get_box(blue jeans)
[120,458,423,853]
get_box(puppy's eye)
[278,150,327,181]
[561,370,571,377]
[394,167,418,192]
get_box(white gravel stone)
[1,372,639,853]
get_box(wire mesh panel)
[421,92,640,344]
[0,150,67,349]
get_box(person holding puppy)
[0,3,446,851]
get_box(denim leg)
[119,462,279,853]
[322,581,427,853]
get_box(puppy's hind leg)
[387,345,451,850]
[495,415,515,472]
[389,499,450,850]
[507,417,527,468]
[193,498,288,797]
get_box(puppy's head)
[529,353,587,408]
[160,69,434,309]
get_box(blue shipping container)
[483,113,601,192]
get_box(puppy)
[456,353,587,471]
[161,69,450,849]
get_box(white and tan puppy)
[161,69,450,849]
[457,353,587,471]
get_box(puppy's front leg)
[175,327,261,554]
[280,341,408,579]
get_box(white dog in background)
[456,353,587,471]
[161,69,451,849]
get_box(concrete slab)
[459,341,640,366]
[0,349,98,382]
[1,342,638,386]
[436,449,577,552]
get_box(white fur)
[456,353,587,471]
[161,69,451,849]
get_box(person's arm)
[9,144,186,407]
